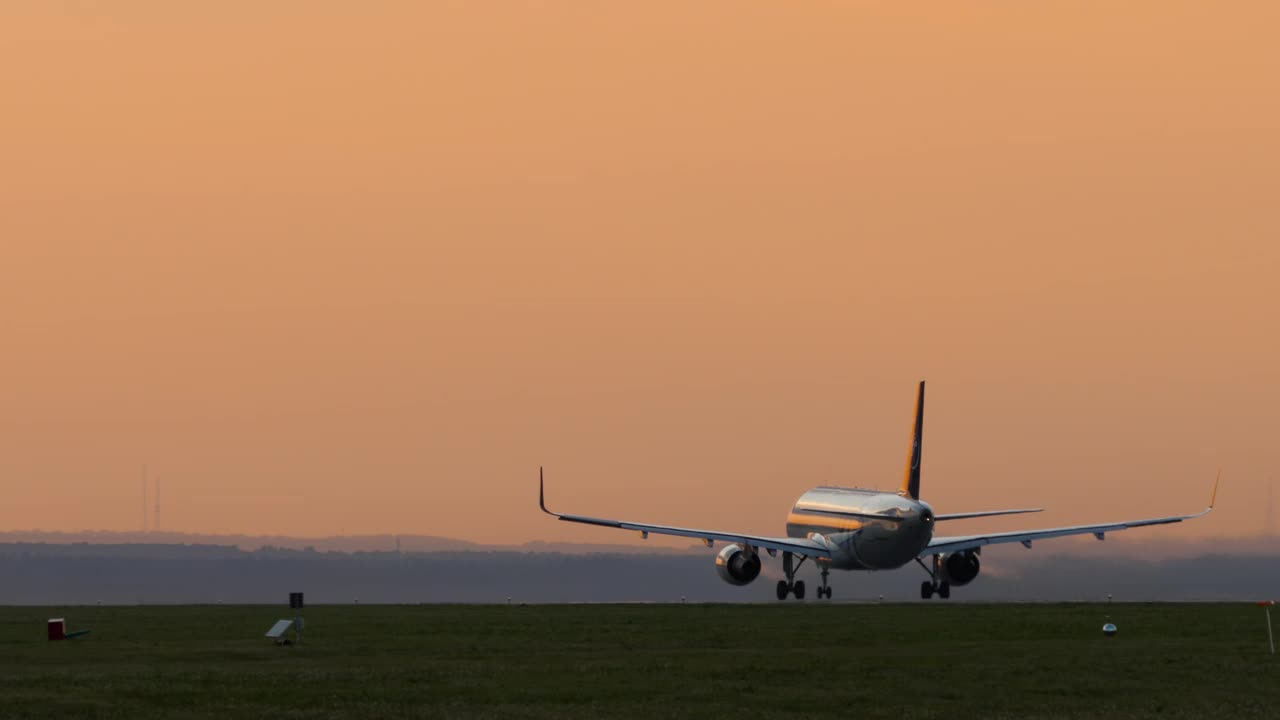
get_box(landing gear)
[776,552,812,600]
[915,555,952,600]
[816,567,833,600]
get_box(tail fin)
[900,381,925,499]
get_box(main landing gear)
[775,553,833,600]
[915,554,950,600]
[776,579,806,600]
[776,551,808,600]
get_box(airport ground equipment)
[265,619,295,645]
[266,593,306,645]
[290,592,305,643]
[47,618,90,641]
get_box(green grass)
[1,603,1276,719]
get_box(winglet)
[1187,469,1221,520]
[539,467,557,516]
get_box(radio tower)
[154,476,161,533]
[142,466,149,533]
[1268,478,1275,536]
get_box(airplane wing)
[539,469,833,559]
[922,473,1220,557]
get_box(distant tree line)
[1,543,1276,604]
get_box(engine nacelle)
[940,550,981,586]
[714,543,762,586]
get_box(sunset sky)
[2,2,1277,544]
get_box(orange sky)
[1,2,1277,545]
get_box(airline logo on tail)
[901,381,925,499]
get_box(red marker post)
[1259,601,1276,654]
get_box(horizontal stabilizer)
[791,506,907,523]
[935,508,1044,521]
[923,471,1221,556]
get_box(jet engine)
[939,550,981,586]
[714,543,762,586]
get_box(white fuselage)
[787,487,935,570]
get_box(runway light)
[1102,623,1118,637]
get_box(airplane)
[539,381,1220,600]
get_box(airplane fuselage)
[787,487,935,571]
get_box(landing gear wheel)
[820,587,832,599]
[921,581,934,599]
[793,581,806,600]
[776,580,789,601]
[938,581,951,599]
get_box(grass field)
[1,603,1277,719]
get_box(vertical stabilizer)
[900,381,925,499]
